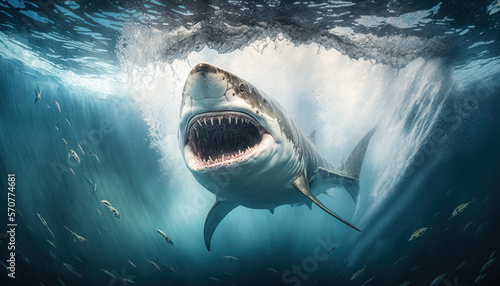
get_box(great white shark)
[178,63,375,251]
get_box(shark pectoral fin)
[314,167,359,203]
[292,175,361,232]
[308,130,316,144]
[204,199,238,251]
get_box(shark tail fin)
[342,128,376,202]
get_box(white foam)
[118,24,452,261]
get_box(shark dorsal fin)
[308,130,316,144]
[204,199,238,251]
[344,128,376,179]
[292,174,360,232]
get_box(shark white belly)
[178,63,375,250]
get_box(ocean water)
[1,1,500,285]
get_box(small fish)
[55,126,59,131]
[62,138,68,145]
[88,151,100,162]
[109,206,121,219]
[393,255,410,267]
[0,260,7,271]
[47,104,50,109]
[224,271,239,278]
[334,269,345,277]
[75,256,83,264]
[69,167,75,175]
[77,143,84,155]
[463,221,474,233]
[68,148,81,165]
[47,239,57,249]
[145,257,162,273]
[483,196,490,204]
[154,228,173,245]
[49,250,57,260]
[101,200,112,207]
[433,211,441,218]
[445,189,453,196]
[63,262,82,278]
[474,273,488,284]
[351,265,366,280]
[450,199,475,218]
[64,226,89,244]
[101,269,116,279]
[429,272,447,286]
[208,277,220,281]
[123,278,135,284]
[475,222,488,238]
[326,245,337,255]
[490,250,497,260]
[266,267,280,274]
[58,278,67,286]
[65,118,71,126]
[456,260,467,270]
[55,100,61,113]
[409,227,431,241]
[34,86,42,104]
[128,259,136,268]
[37,213,55,239]
[160,263,176,274]
[96,228,101,235]
[480,257,497,273]
[222,255,238,261]
[362,276,375,286]
[86,178,97,193]
[410,266,419,271]
[17,209,23,217]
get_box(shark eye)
[239,84,245,93]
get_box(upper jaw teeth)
[188,112,259,131]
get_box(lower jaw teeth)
[197,145,255,166]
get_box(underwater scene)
[1,0,500,285]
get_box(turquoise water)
[1,1,500,285]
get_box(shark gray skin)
[178,63,375,251]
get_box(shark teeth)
[189,112,260,130]
[187,112,264,166]
[195,143,258,168]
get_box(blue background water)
[1,1,500,285]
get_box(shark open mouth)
[184,111,271,170]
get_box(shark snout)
[184,63,227,100]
